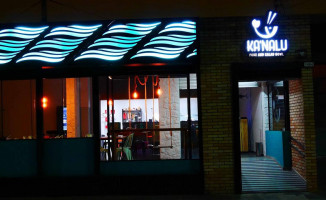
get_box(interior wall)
[43,79,64,135]
[2,80,36,139]
[251,87,264,153]
[239,86,268,154]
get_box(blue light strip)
[131,21,196,60]
[75,22,161,61]
[17,24,101,63]
[187,49,197,58]
[0,26,48,64]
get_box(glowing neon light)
[0,60,11,64]
[187,49,197,58]
[0,33,41,39]
[137,48,185,54]
[15,26,48,31]
[0,54,16,59]
[246,11,288,57]
[159,27,196,34]
[75,22,160,61]
[155,46,187,51]
[145,40,194,47]
[45,31,93,38]
[0,52,17,56]
[75,54,123,61]
[0,41,31,47]
[80,50,129,56]
[89,42,137,48]
[126,22,161,27]
[131,20,196,60]
[21,52,71,58]
[110,25,158,31]
[112,36,144,40]
[151,36,196,42]
[165,23,196,29]
[70,25,102,29]
[104,29,152,35]
[50,27,100,33]
[54,38,85,42]
[17,24,101,63]
[17,56,65,63]
[1,39,32,44]
[131,53,180,59]
[36,40,83,46]
[40,50,73,55]
[100,48,132,53]
[30,44,78,50]
[0,29,45,35]
[0,46,25,51]
[96,37,141,44]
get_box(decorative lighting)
[42,97,48,108]
[108,99,113,105]
[17,24,101,63]
[131,21,196,60]
[157,87,162,96]
[75,22,161,61]
[132,90,138,99]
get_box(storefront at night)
[0,10,319,195]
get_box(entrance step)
[241,156,306,192]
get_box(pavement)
[1,192,326,200]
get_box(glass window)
[0,80,36,140]
[43,77,93,138]
[99,74,200,161]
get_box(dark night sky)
[1,0,326,23]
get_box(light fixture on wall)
[42,97,48,108]
[153,75,161,96]
[132,90,138,99]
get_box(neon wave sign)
[246,11,288,57]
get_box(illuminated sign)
[246,11,288,57]
[0,19,197,66]
[17,25,101,63]
[131,21,196,60]
[75,22,161,61]
[0,26,48,64]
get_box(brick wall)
[302,68,318,191]
[199,15,317,193]
[289,79,306,179]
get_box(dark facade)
[0,2,324,195]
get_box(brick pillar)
[302,68,318,192]
[66,78,80,138]
[200,64,234,194]
[159,77,181,159]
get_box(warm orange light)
[133,91,138,99]
[42,97,48,108]
[108,99,113,105]
[157,88,162,96]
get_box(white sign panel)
[246,11,288,57]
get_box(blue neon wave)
[17,24,101,63]
[0,26,48,64]
[131,21,196,60]
[187,49,197,58]
[75,22,161,61]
